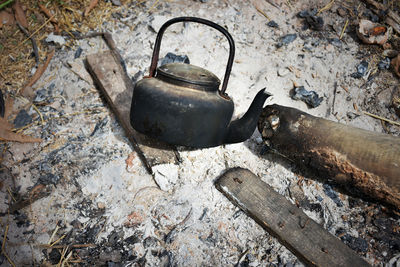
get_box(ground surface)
[1,0,400,266]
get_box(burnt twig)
[21,49,55,99]
[8,184,52,213]
[0,89,4,118]
[332,81,337,115]
[16,22,39,65]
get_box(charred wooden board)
[86,50,178,173]
[215,168,370,267]
[258,104,400,210]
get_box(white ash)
[1,0,399,266]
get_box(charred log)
[258,104,400,210]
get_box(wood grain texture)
[215,168,370,267]
[86,50,177,171]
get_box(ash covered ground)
[1,0,400,266]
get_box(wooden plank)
[215,168,370,267]
[86,50,178,172]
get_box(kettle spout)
[224,88,272,144]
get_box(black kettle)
[130,17,271,148]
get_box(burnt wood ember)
[258,104,400,210]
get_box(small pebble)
[111,0,122,6]
[277,68,289,77]
[337,7,347,17]
[45,32,66,46]
[97,202,106,209]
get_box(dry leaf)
[22,49,55,99]
[84,0,99,17]
[0,97,41,143]
[0,126,42,143]
[392,54,400,78]
[12,0,28,28]
[38,4,57,23]
[357,19,389,45]
[0,10,15,28]
[38,3,59,33]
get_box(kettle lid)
[156,62,220,91]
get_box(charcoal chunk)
[74,47,83,59]
[160,52,190,66]
[277,34,297,48]
[267,20,279,28]
[378,57,390,70]
[13,109,32,128]
[341,234,368,253]
[323,184,343,207]
[290,86,323,108]
[351,60,368,79]
[38,173,60,186]
[298,10,324,30]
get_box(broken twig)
[21,49,55,98]
[1,225,16,267]
[83,0,98,17]
[18,14,55,48]
[363,111,400,127]
[16,22,39,65]
[255,5,271,21]
[317,0,335,15]
[339,19,348,40]
[8,184,52,213]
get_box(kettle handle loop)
[148,17,235,95]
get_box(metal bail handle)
[148,17,235,95]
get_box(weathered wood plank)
[86,50,177,172]
[215,168,370,267]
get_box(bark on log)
[257,104,400,210]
